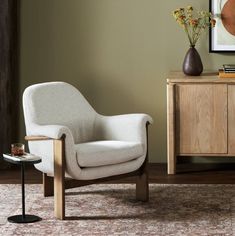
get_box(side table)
[3,154,42,223]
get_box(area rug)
[0,184,235,235]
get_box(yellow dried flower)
[189,19,198,26]
[187,6,193,11]
[172,6,215,46]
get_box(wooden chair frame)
[25,124,149,220]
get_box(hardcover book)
[223,64,235,69]
[219,69,235,78]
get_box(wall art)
[210,0,235,52]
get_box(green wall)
[19,0,235,163]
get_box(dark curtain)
[0,0,19,168]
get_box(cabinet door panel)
[176,84,227,154]
[228,86,235,154]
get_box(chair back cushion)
[23,82,97,143]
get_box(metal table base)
[7,162,42,224]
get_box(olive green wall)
[19,0,235,163]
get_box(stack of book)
[219,64,235,78]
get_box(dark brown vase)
[183,46,203,76]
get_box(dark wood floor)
[1,163,235,184]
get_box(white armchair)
[23,82,153,220]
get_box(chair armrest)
[96,113,153,143]
[25,124,80,180]
[26,124,73,140]
[25,135,53,141]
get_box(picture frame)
[209,0,235,53]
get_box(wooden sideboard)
[167,71,235,174]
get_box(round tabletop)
[3,154,41,165]
[3,158,41,165]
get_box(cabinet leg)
[167,83,176,175]
[168,154,176,175]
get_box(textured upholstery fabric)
[23,82,153,180]
[75,141,144,167]
[74,154,146,180]
[23,82,96,143]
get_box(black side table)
[3,154,42,223]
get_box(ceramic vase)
[183,46,203,76]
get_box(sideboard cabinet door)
[176,84,227,154]
[228,86,235,154]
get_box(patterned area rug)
[0,184,235,235]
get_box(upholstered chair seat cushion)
[75,141,144,167]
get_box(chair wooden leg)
[136,124,150,202]
[43,173,54,197]
[136,170,149,202]
[54,139,65,220]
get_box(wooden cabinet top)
[167,71,235,84]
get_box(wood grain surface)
[167,71,235,84]
[167,84,176,174]
[54,139,65,220]
[176,84,227,154]
[228,85,235,154]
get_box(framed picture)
[209,0,235,52]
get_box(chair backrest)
[23,82,97,143]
